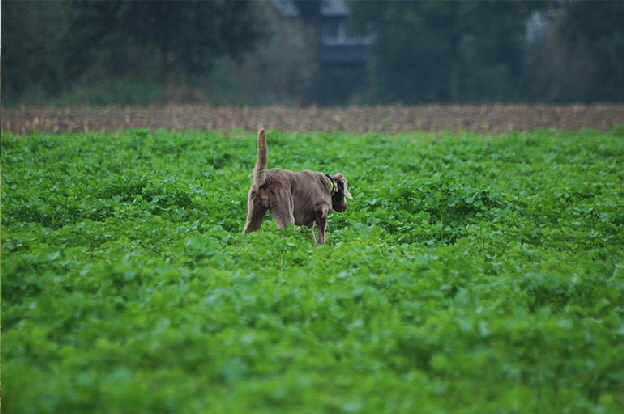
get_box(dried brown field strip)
[2,105,624,134]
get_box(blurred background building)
[2,0,623,106]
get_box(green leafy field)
[3,130,624,413]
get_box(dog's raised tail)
[253,129,267,187]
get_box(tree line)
[2,0,623,106]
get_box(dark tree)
[559,0,624,101]
[2,1,70,104]
[350,0,542,103]
[71,0,267,93]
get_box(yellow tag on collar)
[325,174,336,194]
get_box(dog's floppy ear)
[332,173,352,199]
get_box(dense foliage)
[351,0,537,103]
[3,1,624,105]
[350,0,624,104]
[3,130,623,413]
[1,0,266,105]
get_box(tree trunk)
[161,37,170,104]
[448,4,461,103]
[449,35,460,103]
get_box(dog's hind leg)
[272,207,295,230]
[270,191,295,230]
[243,192,268,233]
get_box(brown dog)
[243,129,352,245]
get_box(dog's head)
[331,173,352,213]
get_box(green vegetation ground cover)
[2,129,624,413]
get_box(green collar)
[324,174,337,195]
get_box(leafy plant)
[2,130,623,413]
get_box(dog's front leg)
[316,221,326,245]
[315,210,329,245]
